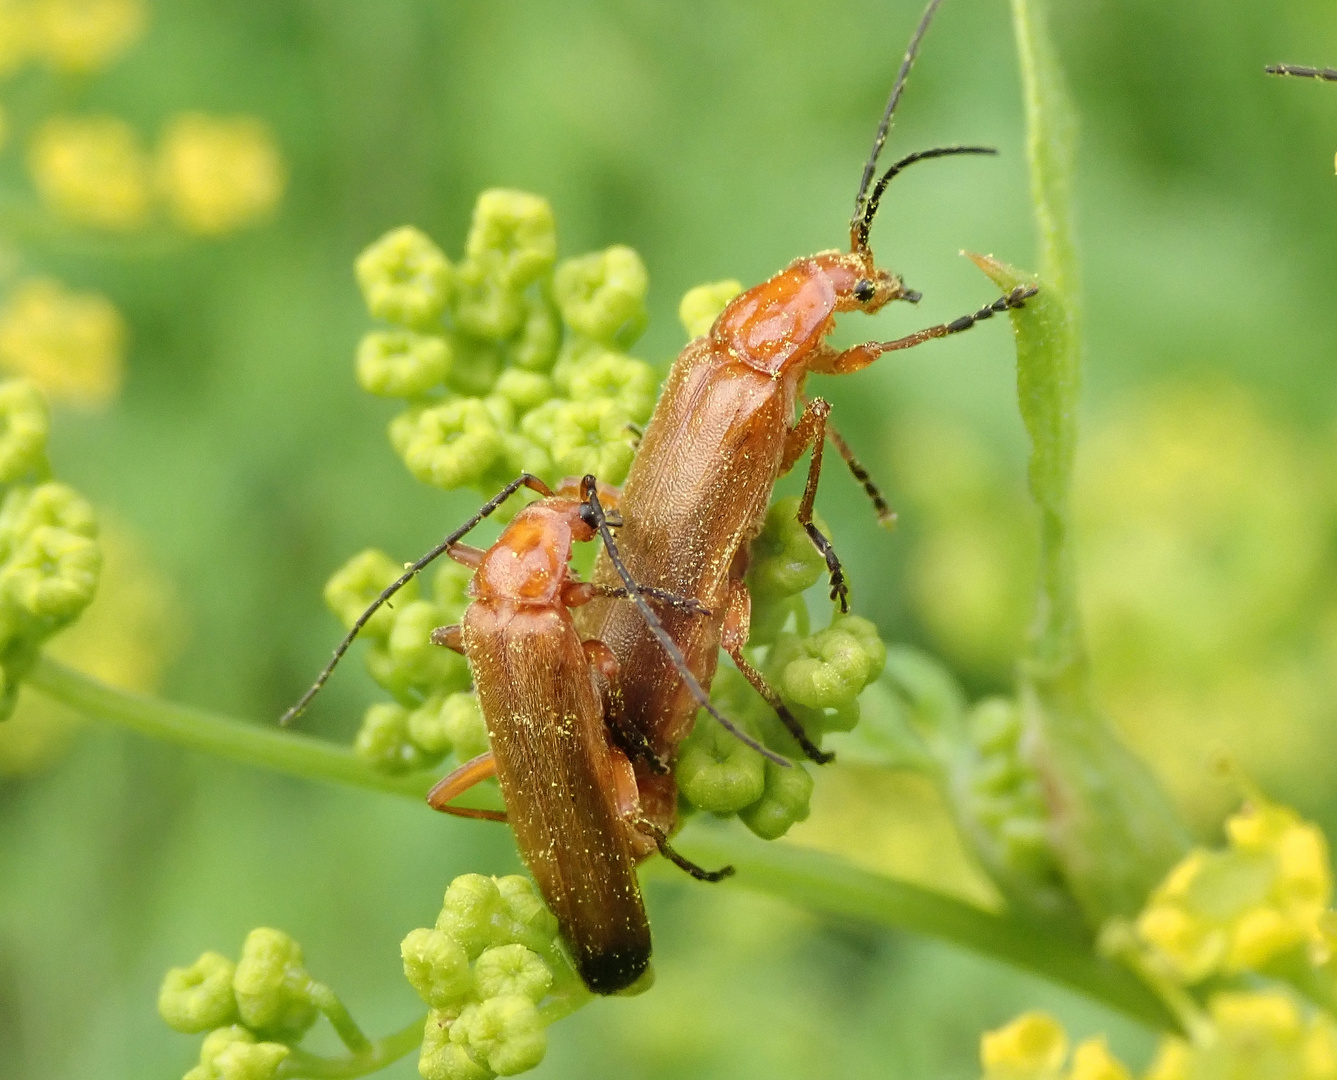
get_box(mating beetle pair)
[285,0,1035,996]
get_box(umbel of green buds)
[404,874,593,1080]
[352,190,657,502]
[0,379,102,722]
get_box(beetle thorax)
[472,500,588,605]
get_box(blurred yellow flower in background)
[891,382,1337,824]
[28,115,151,230]
[30,0,145,73]
[0,277,125,406]
[0,0,34,76]
[0,517,183,776]
[155,113,285,235]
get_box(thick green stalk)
[998,0,1189,926]
[31,655,1173,1031]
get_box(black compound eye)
[579,504,598,529]
[853,278,876,303]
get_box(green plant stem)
[27,655,1174,1031]
[24,654,496,809]
[308,983,373,1055]
[277,1013,426,1080]
[668,824,1175,1031]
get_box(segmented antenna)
[852,144,997,252]
[1266,64,1337,81]
[579,476,793,769]
[850,0,946,232]
[279,473,552,727]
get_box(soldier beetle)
[577,0,1037,778]
[283,473,771,994]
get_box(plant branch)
[33,655,1173,1031]
[278,1013,426,1080]
[668,823,1176,1032]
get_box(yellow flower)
[30,0,144,73]
[0,278,125,407]
[28,115,151,230]
[981,1012,1068,1080]
[1136,798,1333,983]
[155,113,285,235]
[1068,1038,1132,1080]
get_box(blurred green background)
[3,0,1337,1076]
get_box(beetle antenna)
[852,145,997,253]
[850,0,945,232]
[580,476,793,769]
[280,473,553,727]
[1266,63,1337,81]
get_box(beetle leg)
[808,284,1038,375]
[783,397,850,613]
[721,578,834,765]
[428,623,465,653]
[635,817,735,882]
[446,543,486,569]
[426,751,508,822]
[584,639,670,775]
[824,422,895,528]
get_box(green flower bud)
[355,226,453,327]
[355,702,433,772]
[0,380,50,484]
[553,246,648,348]
[2,525,101,620]
[678,280,741,339]
[465,190,557,291]
[439,692,490,761]
[391,399,505,491]
[406,693,454,756]
[0,482,97,544]
[402,927,473,1008]
[323,549,413,640]
[563,351,656,425]
[677,711,766,814]
[187,1026,290,1080]
[738,759,813,840]
[491,369,554,416]
[453,265,525,342]
[232,928,317,1039]
[473,944,552,1004]
[158,951,238,1033]
[544,399,635,484]
[505,293,561,373]
[432,560,474,623]
[496,431,553,484]
[748,496,827,602]
[495,876,558,941]
[356,330,452,399]
[420,1013,490,1080]
[454,996,547,1076]
[387,599,471,691]
[778,615,887,714]
[448,335,506,397]
[436,875,506,959]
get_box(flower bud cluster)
[158,928,330,1080]
[322,551,486,773]
[676,496,888,839]
[0,379,102,720]
[1135,796,1333,984]
[403,874,586,1080]
[981,996,1337,1080]
[353,191,656,498]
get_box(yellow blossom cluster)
[984,995,1337,1080]
[0,0,144,77]
[1136,798,1332,982]
[980,1013,1130,1080]
[0,277,124,406]
[27,112,285,236]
